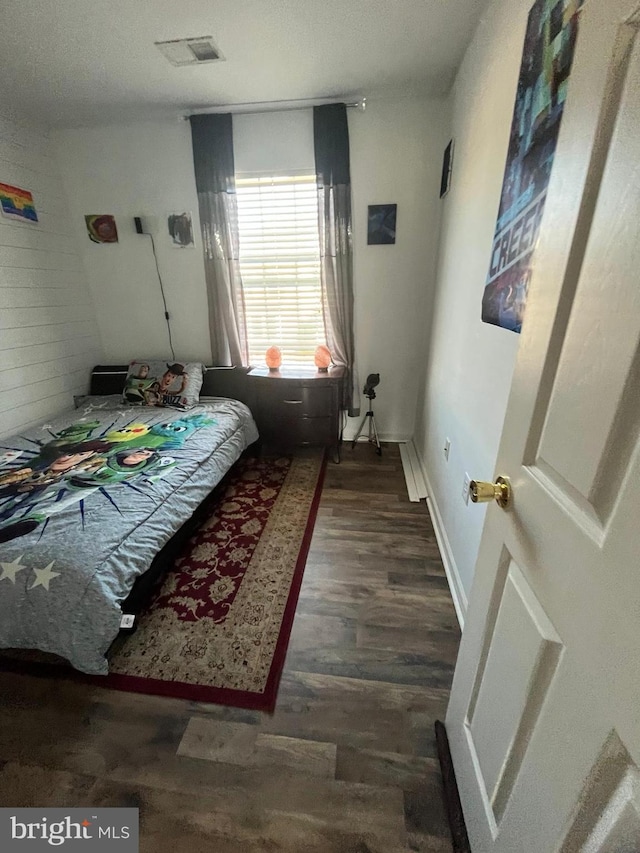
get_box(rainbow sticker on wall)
[0,182,38,223]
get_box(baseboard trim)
[346,433,412,444]
[426,487,468,630]
[399,441,428,502]
[413,447,468,629]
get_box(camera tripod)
[351,389,382,456]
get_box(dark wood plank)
[0,443,460,851]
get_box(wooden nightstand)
[248,366,345,461]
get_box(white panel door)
[445,2,640,851]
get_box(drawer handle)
[282,400,303,404]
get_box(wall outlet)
[462,472,471,505]
[444,438,451,461]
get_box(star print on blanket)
[0,554,26,583]
[0,555,60,590]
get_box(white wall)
[414,0,534,611]
[0,113,103,438]
[348,96,449,440]
[52,120,212,364]
[53,97,449,440]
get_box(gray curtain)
[190,114,248,366]
[314,104,359,417]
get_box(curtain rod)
[183,97,366,119]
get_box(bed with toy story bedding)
[0,364,258,675]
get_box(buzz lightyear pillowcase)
[122,360,204,410]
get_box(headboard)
[89,365,255,410]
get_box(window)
[236,173,325,367]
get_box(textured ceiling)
[0,0,490,128]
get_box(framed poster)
[482,0,583,333]
[440,140,454,198]
[367,204,397,245]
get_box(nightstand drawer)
[262,384,333,418]
[295,417,334,446]
[260,416,333,447]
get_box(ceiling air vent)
[155,37,224,66]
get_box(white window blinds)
[236,173,325,367]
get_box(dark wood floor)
[0,443,460,852]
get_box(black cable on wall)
[145,232,176,361]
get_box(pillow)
[122,361,204,410]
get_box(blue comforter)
[0,396,258,674]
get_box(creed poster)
[482,0,582,333]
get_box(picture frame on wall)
[85,214,118,243]
[367,204,397,245]
[440,139,454,198]
[167,211,195,248]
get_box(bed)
[0,365,258,675]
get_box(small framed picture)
[85,214,118,243]
[440,139,454,198]
[167,211,195,248]
[367,204,397,245]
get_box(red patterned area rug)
[105,450,326,711]
[0,451,326,713]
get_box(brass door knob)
[470,476,511,508]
